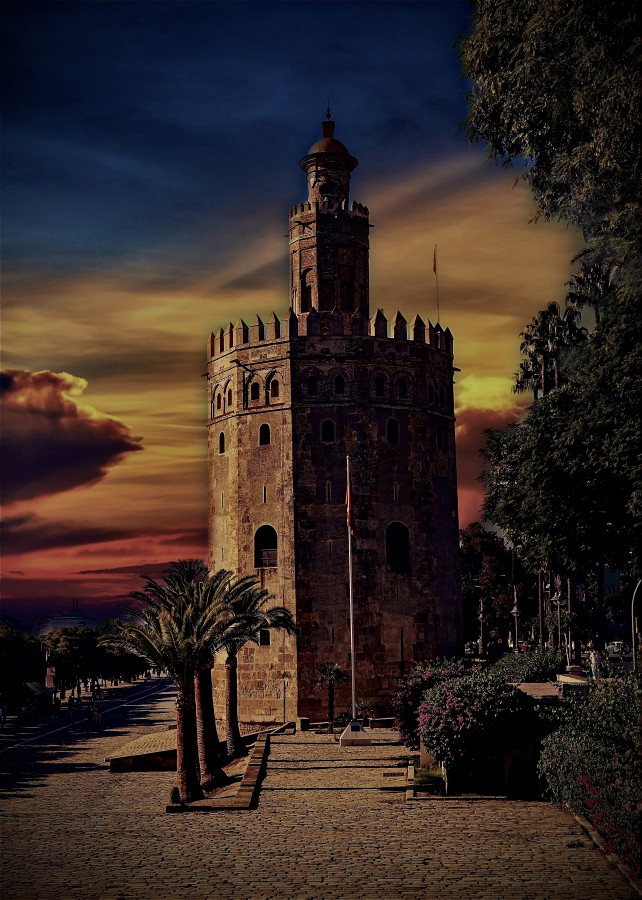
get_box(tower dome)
[299,113,358,205]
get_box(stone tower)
[207,116,462,724]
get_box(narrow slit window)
[393,483,399,502]
[219,432,225,454]
[227,389,232,406]
[263,485,267,503]
[221,492,224,510]
[328,540,333,557]
[326,481,332,502]
[259,423,271,446]
[216,393,222,410]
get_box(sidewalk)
[1,693,638,899]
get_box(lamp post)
[478,596,485,657]
[511,592,519,653]
[552,593,564,651]
[632,580,641,674]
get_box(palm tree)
[514,301,587,398]
[102,561,234,803]
[316,663,348,733]
[218,577,295,758]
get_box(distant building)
[207,116,462,723]
[37,600,96,636]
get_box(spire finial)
[326,104,332,120]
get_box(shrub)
[393,659,469,749]
[492,649,566,683]
[538,675,641,872]
[418,668,531,771]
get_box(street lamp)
[478,596,485,656]
[511,592,519,653]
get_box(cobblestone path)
[0,685,637,899]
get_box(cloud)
[455,392,527,528]
[0,369,143,503]
[1,513,138,555]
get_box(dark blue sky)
[3,1,472,279]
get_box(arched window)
[386,522,410,573]
[321,419,335,443]
[398,378,408,400]
[216,393,222,410]
[250,382,260,402]
[334,375,345,395]
[254,525,278,568]
[219,432,225,454]
[307,376,318,397]
[387,419,399,445]
[270,380,280,399]
[227,389,232,406]
[375,376,385,397]
[259,424,271,446]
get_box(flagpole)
[347,454,356,721]
[433,244,440,323]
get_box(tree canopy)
[461,0,641,289]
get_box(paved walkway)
[0,685,637,900]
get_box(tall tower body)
[207,118,462,723]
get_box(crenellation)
[372,308,388,338]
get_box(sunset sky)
[1,1,583,628]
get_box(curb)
[165,728,279,813]
[571,810,642,897]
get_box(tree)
[0,623,44,711]
[316,663,348,733]
[102,561,236,803]
[460,0,641,291]
[459,522,518,646]
[514,302,588,399]
[218,578,295,758]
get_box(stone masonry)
[207,115,462,723]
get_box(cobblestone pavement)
[1,684,637,900]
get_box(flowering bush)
[538,675,641,872]
[493,649,566,683]
[393,659,469,749]
[418,669,531,770]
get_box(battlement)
[288,199,369,219]
[207,307,453,360]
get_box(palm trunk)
[194,666,227,787]
[328,682,335,734]
[225,653,244,758]
[175,688,203,803]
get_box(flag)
[433,245,437,276]
[345,471,355,536]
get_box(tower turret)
[289,112,370,320]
